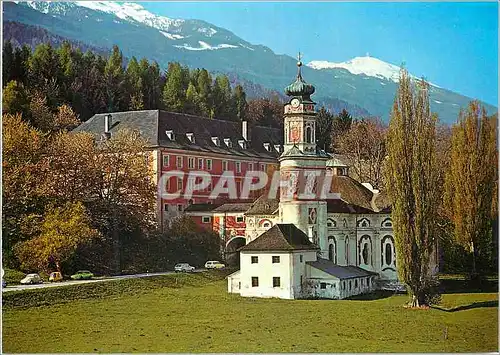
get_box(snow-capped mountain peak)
[74,1,185,31]
[307,56,406,82]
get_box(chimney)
[242,120,251,142]
[104,114,112,133]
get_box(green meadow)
[2,272,498,353]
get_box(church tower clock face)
[291,98,300,108]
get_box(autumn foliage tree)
[385,69,440,307]
[14,202,100,273]
[444,102,498,276]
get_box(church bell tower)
[278,53,329,256]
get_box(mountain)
[307,56,440,87]
[3,1,496,123]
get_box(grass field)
[2,272,498,353]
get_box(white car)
[20,273,43,285]
[204,261,225,269]
[174,263,195,272]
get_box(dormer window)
[186,133,195,144]
[166,130,175,140]
[224,138,232,148]
[274,144,281,153]
[263,142,271,151]
[212,137,220,146]
[238,139,247,149]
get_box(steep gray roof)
[239,224,319,252]
[212,203,253,213]
[245,195,279,215]
[307,258,378,279]
[74,110,282,160]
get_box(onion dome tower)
[278,53,330,256]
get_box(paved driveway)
[2,270,204,293]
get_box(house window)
[272,256,280,263]
[260,163,266,171]
[300,275,303,285]
[300,255,303,263]
[202,216,211,223]
[263,222,271,228]
[164,203,168,211]
[176,156,183,168]
[238,282,241,289]
[273,277,280,287]
[236,216,244,223]
[188,157,195,169]
[251,277,259,287]
[251,256,258,264]
[248,163,254,171]
[385,243,393,265]
[349,281,352,290]
[177,177,183,191]
[198,158,204,169]
[236,161,241,173]
[355,279,358,288]
[177,204,183,212]
[162,154,170,167]
[222,160,228,171]
[206,159,212,170]
[320,282,326,289]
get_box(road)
[2,269,205,293]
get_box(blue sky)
[142,2,498,106]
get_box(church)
[76,54,438,300]
[223,57,438,300]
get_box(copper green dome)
[284,59,315,101]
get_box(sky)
[141,1,498,106]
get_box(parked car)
[204,260,225,269]
[20,273,43,285]
[70,270,94,280]
[174,263,195,272]
[49,271,63,282]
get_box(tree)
[212,74,232,119]
[126,56,144,110]
[2,113,47,266]
[3,41,14,87]
[315,107,334,151]
[385,70,440,307]
[196,69,212,117]
[14,201,100,273]
[2,80,29,116]
[232,84,248,121]
[443,102,498,276]
[104,45,125,111]
[331,109,352,152]
[337,117,387,189]
[162,62,189,112]
[28,43,62,107]
[185,82,201,115]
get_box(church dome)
[284,58,315,100]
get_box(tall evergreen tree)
[126,56,144,110]
[103,45,125,111]
[316,107,334,151]
[443,102,498,276]
[331,108,353,152]
[232,84,248,121]
[385,69,440,307]
[196,69,212,117]
[162,62,188,112]
[3,41,14,87]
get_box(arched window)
[385,243,392,265]
[328,241,337,264]
[327,218,336,228]
[306,126,312,143]
[358,235,372,266]
[345,237,350,265]
[381,235,395,268]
